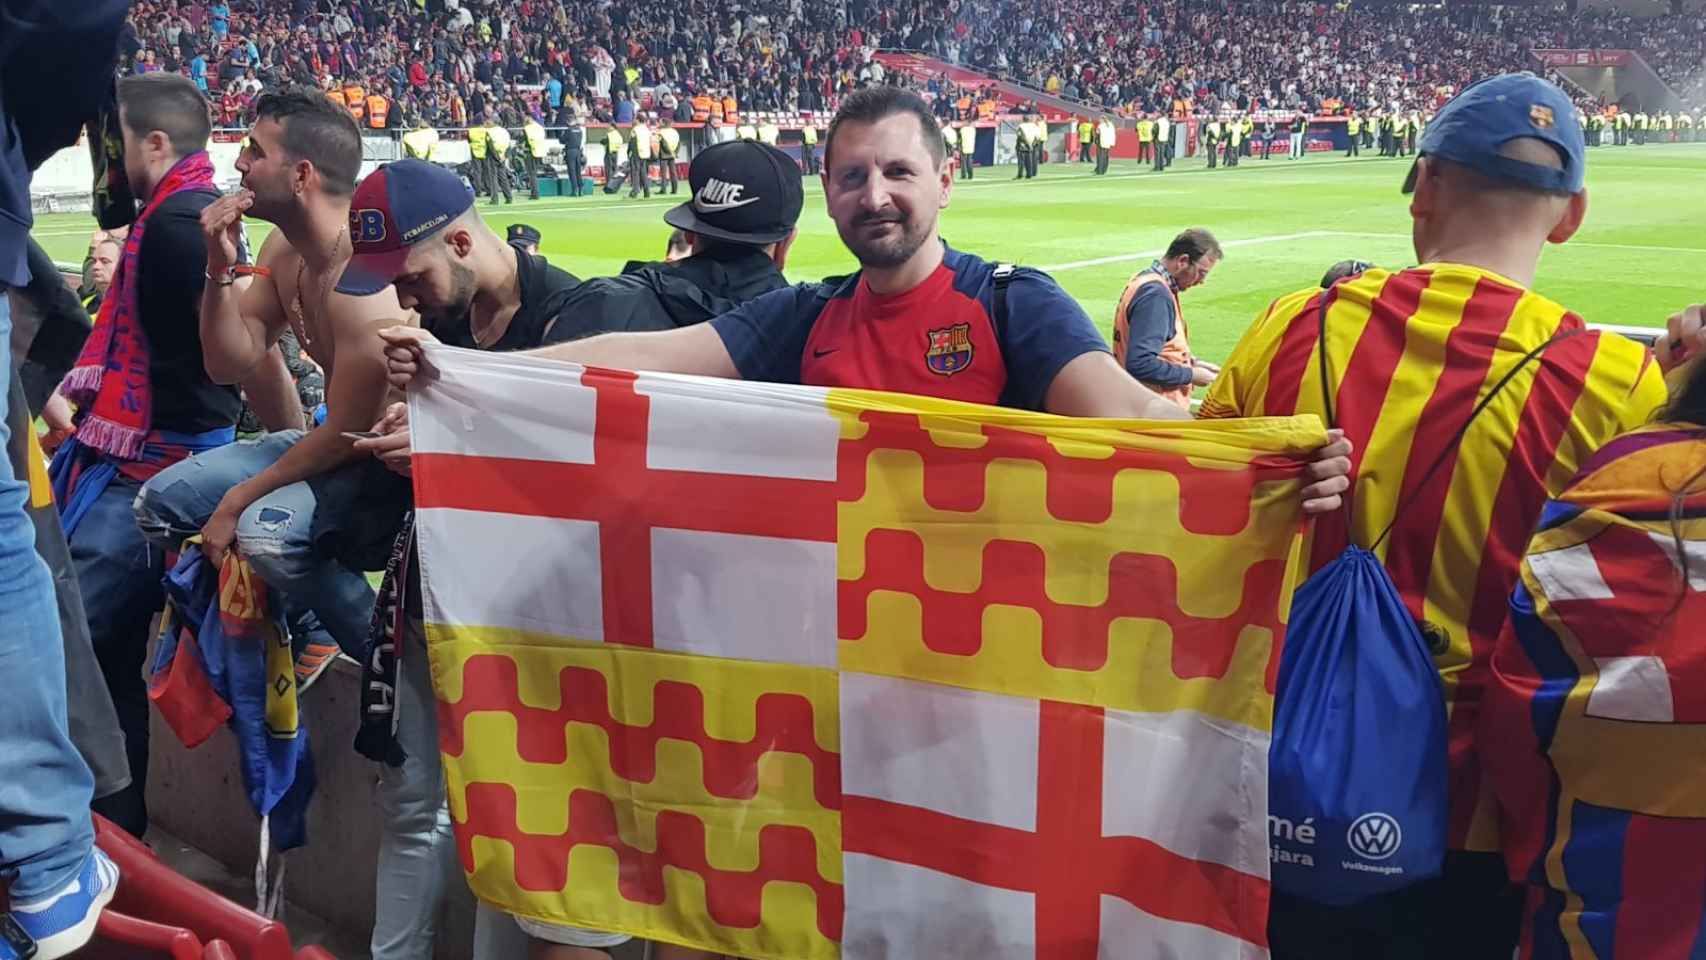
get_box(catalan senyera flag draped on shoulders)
[1200,263,1666,851]
[410,345,1325,959]
[1480,424,1706,960]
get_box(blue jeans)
[132,432,376,658]
[68,475,163,838]
[372,617,531,960]
[0,292,96,901]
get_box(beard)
[418,260,479,340]
[242,175,297,223]
[837,208,932,269]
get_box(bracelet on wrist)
[206,267,237,287]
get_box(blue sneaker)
[7,848,119,959]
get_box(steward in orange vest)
[691,94,713,122]
[1110,232,1221,408]
[721,95,738,124]
[366,93,388,128]
[343,84,366,122]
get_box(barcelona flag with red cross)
[409,346,1325,959]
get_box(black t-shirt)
[140,189,243,434]
[441,246,583,350]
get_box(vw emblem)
[1346,813,1403,861]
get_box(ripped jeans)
[132,431,377,659]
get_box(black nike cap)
[662,140,804,246]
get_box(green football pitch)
[28,142,1706,366]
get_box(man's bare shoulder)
[255,228,299,268]
[327,283,412,338]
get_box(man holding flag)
[1199,73,1670,959]
[377,84,1353,960]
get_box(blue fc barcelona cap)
[336,159,475,296]
[1401,72,1585,196]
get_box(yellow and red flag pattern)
[410,346,1324,959]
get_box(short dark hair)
[117,73,212,157]
[254,86,362,195]
[824,86,946,173]
[1165,227,1223,263]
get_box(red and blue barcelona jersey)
[710,245,1109,410]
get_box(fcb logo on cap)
[1530,104,1556,129]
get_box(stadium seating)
[120,0,1702,133]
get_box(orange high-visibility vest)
[1111,269,1193,409]
[344,85,365,121]
[721,96,738,123]
[691,95,712,122]
[366,94,388,128]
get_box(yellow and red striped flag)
[411,345,1326,959]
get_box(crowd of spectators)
[117,0,1706,132]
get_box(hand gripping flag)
[410,346,1325,959]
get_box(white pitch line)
[1041,231,1337,272]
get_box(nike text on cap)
[663,140,804,246]
[336,158,476,296]
[1401,72,1586,196]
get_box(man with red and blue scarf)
[47,72,302,839]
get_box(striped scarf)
[59,150,217,460]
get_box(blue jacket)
[1,0,130,286]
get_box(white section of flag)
[409,349,597,464]
[635,372,840,480]
[1588,655,1676,723]
[1097,895,1266,960]
[840,672,1040,830]
[1527,543,1615,601]
[1100,707,1269,877]
[416,507,605,640]
[650,528,838,667]
[840,854,1036,960]
[1647,530,1706,590]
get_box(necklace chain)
[289,224,348,350]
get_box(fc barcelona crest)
[925,322,975,376]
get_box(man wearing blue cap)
[1198,73,1672,959]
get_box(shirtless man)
[132,86,402,666]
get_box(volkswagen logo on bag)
[1346,813,1403,861]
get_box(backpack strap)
[1317,287,1585,552]
[992,262,1016,346]
[1367,326,1586,552]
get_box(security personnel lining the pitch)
[1095,116,1115,174]
[627,115,653,199]
[1111,228,1220,409]
[1013,115,1033,179]
[1204,115,1221,168]
[1078,116,1094,162]
[1345,113,1361,156]
[466,115,491,197]
[483,112,513,204]
[379,86,1355,522]
[521,114,549,200]
[601,123,625,193]
[656,117,681,194]
[402,116,439,162]
[957,120,975,179]
[560,111,587,196]
[802,122,820,174]
[1225,115,1243,167]
[1154,114,1171,170]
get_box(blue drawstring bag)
[1267,545,1447,904]
[1268,297,1578,904]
